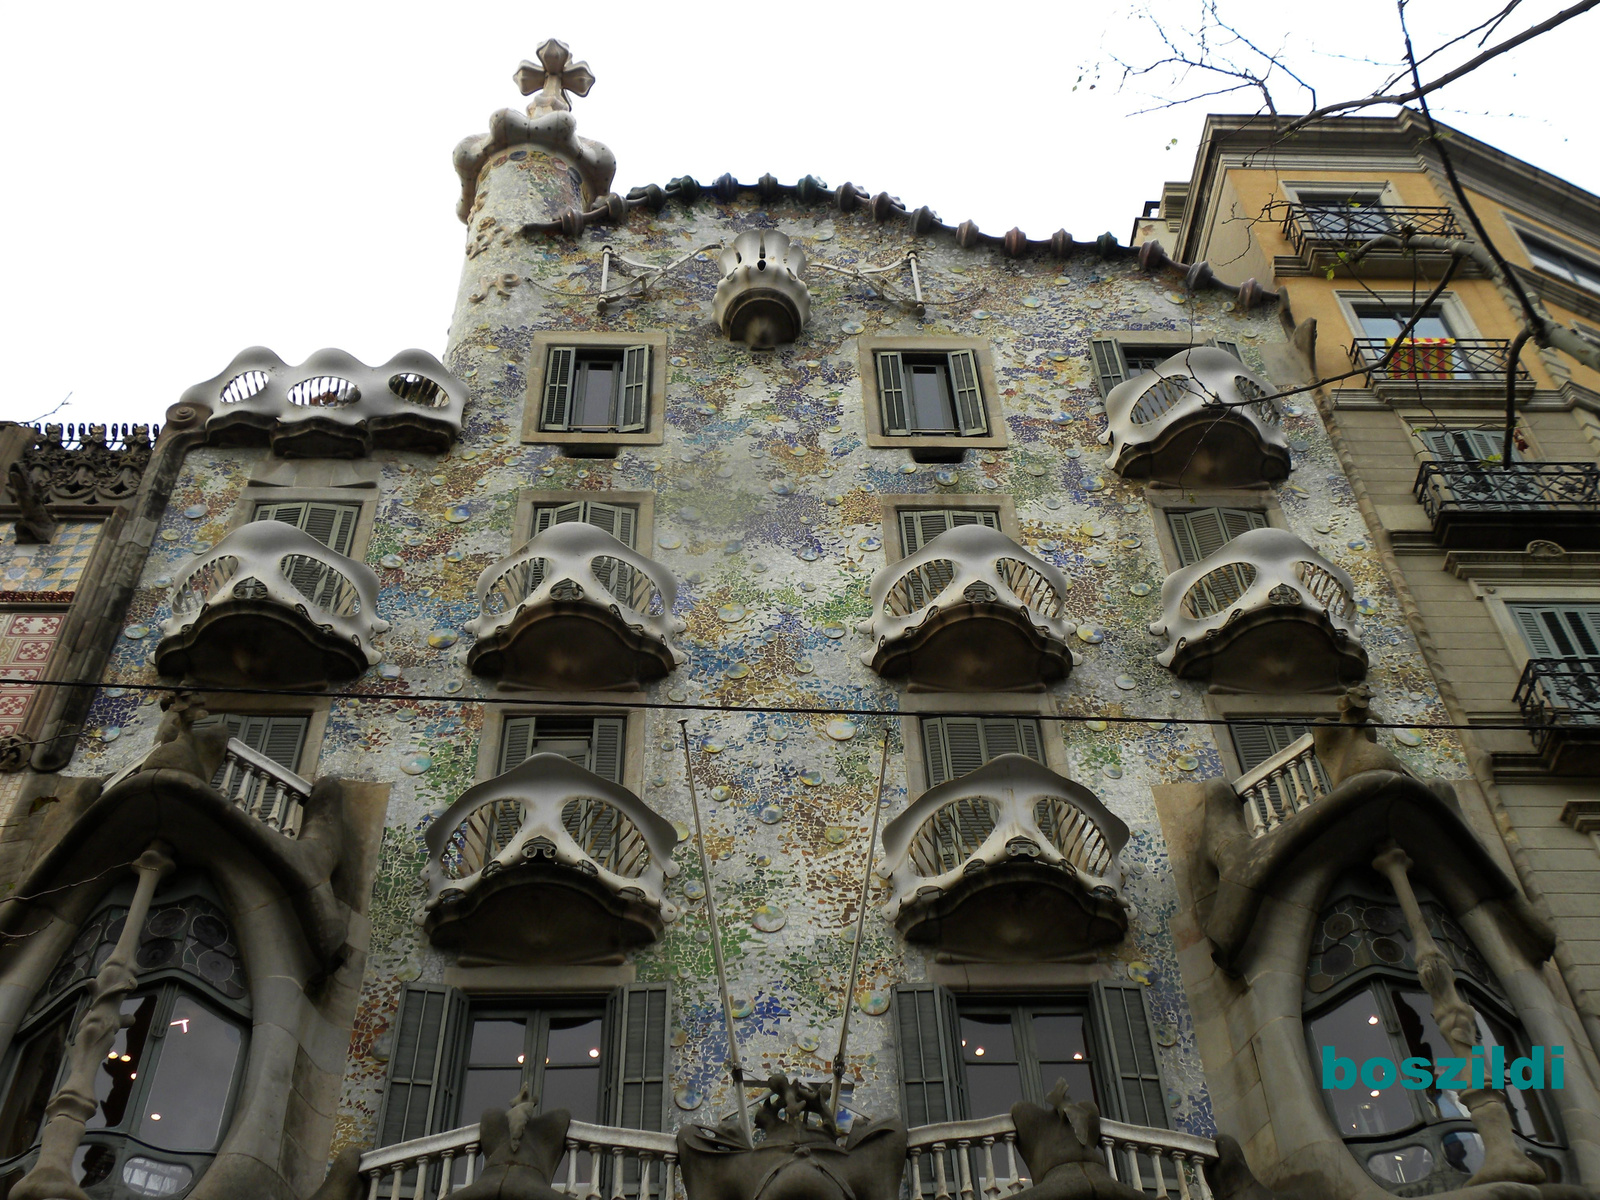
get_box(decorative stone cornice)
[4,422,156,509]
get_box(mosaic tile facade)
[0,520,100,593]
[65,139,1472,1170]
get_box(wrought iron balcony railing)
[1100,347,1289,488]
[1280,204,1463,257]
[879,755,1128,959]
[1515,656,1600,734]
[421,753,680,960]
[1150,527,1366,692]
[1415,460,1600,517]
[1348,338,1530,385]
[466,522,686,688]
[154,522,388,686]
[858,525,1076,690]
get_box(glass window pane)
[964,1064,1025,1118]
[460,1068,524,1126]
[137,996,243,1150]
[470,1018,528,1067]
[1475,1010,1556,1142]
[908,364,954,432]
[1358,309,1453,340]
[90,995,157,1131]
[0,1011,71,1156]
[1037,1062,1097,1109]
[545,1017,604,1067]
[959,1014,1016,1064]
[1308,988,1416,1136]
[1031,1014,1088,1064]
[575,362,618,428]
[1392,989,1470,1120]
[541,1065,601,1122]
[1367,1145,1435,1185]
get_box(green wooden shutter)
[943,716,987,779]
[922,718,951,787]
[948,350,988,436]
[1229,723,1280,773]
[1016,719,1044,764]
[979,717,1024,757]
[892,984,966,1125]
[877,352,909,436]
[1509,604,1600,658]
[1091,339,1129,398]
[1208,337,1243,362]
[500,716,536,773]
[589,717,626,783]
[950,509,1000,530]
[1421,428,1516,464]
[603,983,671,1132]
[1221,508,1268,541]
[899,509,999,556]
[377,984,468,1145]
[295,502,359,555]
[579,502,637,550]
[618,346,649,432]
[542,347,577,431]
[533,501,587,538]
[1169,508,1265,566]
[1090,981,1169,1128]
[212,715,308,785]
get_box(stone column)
[1371,842,1544,1185]
[11,842,175,1200]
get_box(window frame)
[496,713,629,781]
[1203,693,1344,778]
[1143,487,1287,574]
[199,694,330,785]
[898,693,1070,796]
[523,331,669,451]
[1087,332,1247,399]
[228,484,378,565]
[858,337,1008,454]
[512,490,656,553]
[1476,585,1600,674]
[1332,290,1483,348]
[453,997,610,1130]
[476,706,645,792]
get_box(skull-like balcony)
[194,346,466,457]
[879,754,1128,961]
[1101,347,1290,487]
[1149,526,1367,692]
[857,525,1076,691]
[420,753,680,963]
[465,522,685,689]
[155,522,388,687]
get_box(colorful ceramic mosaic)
[0,520,101,592]
[0,611,65,737]
[72,144,1469,1163]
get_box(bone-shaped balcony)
[155,522,387,687]
[1148,526,1367,692]
[879,754,1128,961]
[421,753,680,963]
[193,346,466,457]
[857,525,1076,691]
[465,522,686,689]
[1101,347,1290,487]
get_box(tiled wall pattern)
[0,611,65,737]
[69,150,1470,1160]
[1,520,100,593]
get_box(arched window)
[0,877,250,1199]
[1304,869,1566,1194]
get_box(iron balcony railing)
[1348,338,1530,385]
[1514,658,1600,740]
[1414,460,1600,518]
[1280,204,1463,257]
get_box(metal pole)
[677,720,752,1146]
[831,732,892,1116]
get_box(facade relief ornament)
[8,423,155,508]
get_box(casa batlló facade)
[0,40,1596,1200]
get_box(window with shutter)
[212,714,310,807]
[897,508,1000,556]
[1419,428,1517,464]
[252,501,360,555]
[922,716,1047,787]
[1167,508,1267,567]
[1508,604,1600,659]
[876,350,991,437]
[1208,336,1243,362]
[603,983,671,1132]
[892,984,965,1127]
[531,501,639,550]
[499,715,627,781]
[541,346,577,430]
[877,352,910,436]
[1091,338,1128,397]
[1229,719,1330,798]
[540,347,651,433]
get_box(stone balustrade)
[1232,733,1328,836]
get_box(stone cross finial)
[513,39,595,118]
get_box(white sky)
[2,0,1594,430]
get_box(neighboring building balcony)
[194,346,466,457]
[466,522,686,689]
[1276,204,1466,277]
[420,753,680,963]
[1514,656,1600,774]
[878,755,1128,961]
[1413,459,1600,549]
[356,1107,1218,1200]
[154,521,387,687]
[1149,527,1367,692]
[1100,347,1290,488]
[858,525,1076,692]
[1347,338,1533,400]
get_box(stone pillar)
[1371,842,1545,1185]
[11,843,175,1200]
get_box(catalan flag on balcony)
[1386,337,1456,379]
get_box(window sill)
[529,429,665,455]
[865,432,1010,458]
